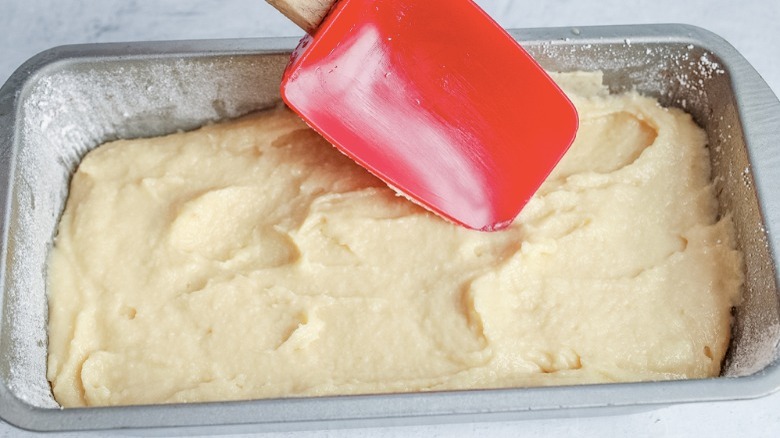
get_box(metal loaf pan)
[1,24,779,433]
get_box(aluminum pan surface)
[0,24,779,432]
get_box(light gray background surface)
[1,0,779,436]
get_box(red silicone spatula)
[266,0,578,231]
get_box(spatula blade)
[281,0,578,231]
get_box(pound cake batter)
[46,72,743,407]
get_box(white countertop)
[1,0,779,436]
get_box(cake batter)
[46,72,743,407]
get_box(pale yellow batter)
[46,72,743,407]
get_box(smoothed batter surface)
[47,72,743,407]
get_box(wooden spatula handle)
[266,0,338,34]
